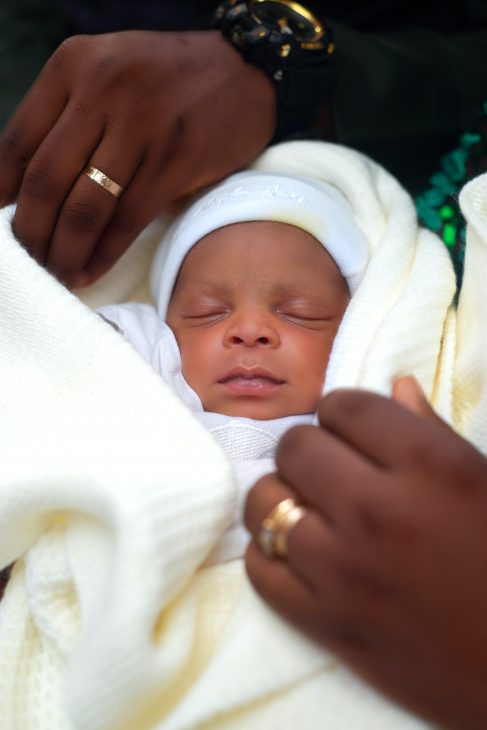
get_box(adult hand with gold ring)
[245,377,487,730]
[0,30,275,287]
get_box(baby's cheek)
[304,344,332,398]
[178,337,217,401]
[306,336,333,371]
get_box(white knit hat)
[151,170,369,318]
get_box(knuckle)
[152,117,186,174]
[439,437,483,491]
[63,201,103,234]
[93,53,120,82]
[109,205,141,238]
[276,424,316,462]
[0,129,21,161]
[320,389,374,422]
[353,496,386,536]
[22,166,56,202]
[12,221,44,252]
[336,558,392,604]
[275,426,333,496]
[352,486,417,544]
[406,430,462,478]
[70,99,90,116]
[0,128,33,168]
[53,35,88,64]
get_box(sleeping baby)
[97,170,369,561]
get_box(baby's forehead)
[177,276,315,297]
[181,220,331,267]
[174,225,348,304]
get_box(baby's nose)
[224,311,279,347]
[228,332,272,345]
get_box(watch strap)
[213,1,335,142]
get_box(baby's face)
[166,221,350,420]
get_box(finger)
[11,106,104,265]
[316,388,444,469]
[82,139,203,283]
[245,541,366,652]
[246,539,325,623]
[275,424,383,525]
[0,57,68,205]
[284,506,339,592]
[244,472,298,534]
[392,376,445,426]
[45,127,145,284]
[245,472,349,597]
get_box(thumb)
[392,376,444,425]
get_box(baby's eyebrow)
[177,279,341,304]
[270,282,309,297]
[269,282,333,303]
[179,280,232,298]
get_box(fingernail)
[72,273,91,289]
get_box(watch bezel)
[249,0,324,43]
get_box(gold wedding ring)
[274,505,307,556]
[83,165,124,198]
[258,497,306,558]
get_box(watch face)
[250,0,324,42]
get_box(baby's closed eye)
[181,298,230,321]
[276,302,336,327]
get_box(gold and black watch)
[213,0,335,142]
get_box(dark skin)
[0,30,275,287]
[245,378,487,730]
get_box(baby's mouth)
[218,368,285,396]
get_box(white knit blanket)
[0,142,486,730]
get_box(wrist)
[213,1,335,143]
[207,29,277,144]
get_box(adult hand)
[0,30,275,287]
[245,379,487,730]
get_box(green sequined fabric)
[416,101,487,287]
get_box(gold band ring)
[274,505,307,557]
[83,165,124,198]
[258,497,306,558]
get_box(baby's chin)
[204,401,315,421]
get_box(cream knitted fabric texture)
[0,140,485,730]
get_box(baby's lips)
[218,366,285,384]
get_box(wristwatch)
[213,0,335,142]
